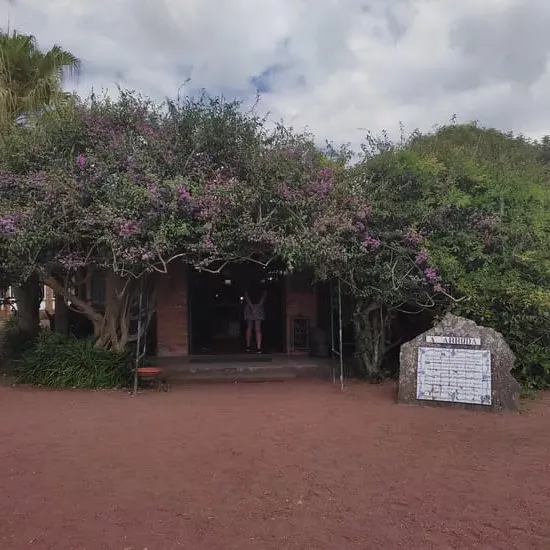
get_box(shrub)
[16,331,132,388]
[0,315,36,374]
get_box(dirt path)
[1,380,549,549]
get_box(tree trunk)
[44,269,154,354]
[353,299,387,379]
[93,270,134,353]
[13,273,41,337]
[53,292,69,335]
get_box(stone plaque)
[399,314,520,411]
[425,335,481,346]
[417,347,491,405]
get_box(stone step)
[167,370,297,384]
[166,363,327,376]
[188,354,274,364]
[159,363,330,384]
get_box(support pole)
[338,278,344,391]
[330,280,335,384]
[132,279,144,396]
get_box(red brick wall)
[285,274,317,354]
[156,263,189,357]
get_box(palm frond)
[0,29,81,128]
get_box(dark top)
[246,284,266,305]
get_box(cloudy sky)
[2,0,549,147]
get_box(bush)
[453,275,550,390]
[16,331,132,388]
[0,316,36,374]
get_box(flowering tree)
[0,91,443,368]
[0,92,371,351]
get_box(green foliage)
[358,123,550,388]
[0,30,80,130]
[16,331,132,388]
[0,315,35,362]
[453,273,550,390]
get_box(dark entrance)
[189,263,285,354]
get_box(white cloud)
[2,0,550,147]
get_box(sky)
[2,0,550,148]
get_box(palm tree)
[0,30,81,130]
[0,30,81,335]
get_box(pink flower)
[415,249,429,265]
[204,235,215,250]
[0,214,18,235]
[318,167,333,182]
[118,220,139,238]
[279,184,293,200]
[406,230,424,246]
[362,234,381,250]
[424,267,440,282]
[177,183,190,203]
[76,154,87,168]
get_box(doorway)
[189,263,285,354]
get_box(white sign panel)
[425,335,481,346]
[417,347,491,405]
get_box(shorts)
[244,304,265,321]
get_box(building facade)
[155,263,319,357]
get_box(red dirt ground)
[1,380,549,550]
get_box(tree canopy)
[0,88,549,388]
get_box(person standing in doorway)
[244,283,267,353]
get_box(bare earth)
[1,380,549,550]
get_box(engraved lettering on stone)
[425,335,481,346]
[416,347,492,406]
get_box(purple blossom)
[424,267,440,282]
[310,167,334,197]
[318,167,333,182]
[140,123,157,137]
[415,249,429,265]
[147,182,160,202]
[362,234,381,250]
[473,214,500,231]
[76,154,87,168]
[279,184,293,200]
[353,221,366,233]
[356,206,371,220]
[118,220,139,238]
[177,183,191,204]
[57,253,87,270]
[204,235,215,250]
[405,230,424,246]
[282,147,300,158]
[0,214,18,235]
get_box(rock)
[398,313,520,411]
